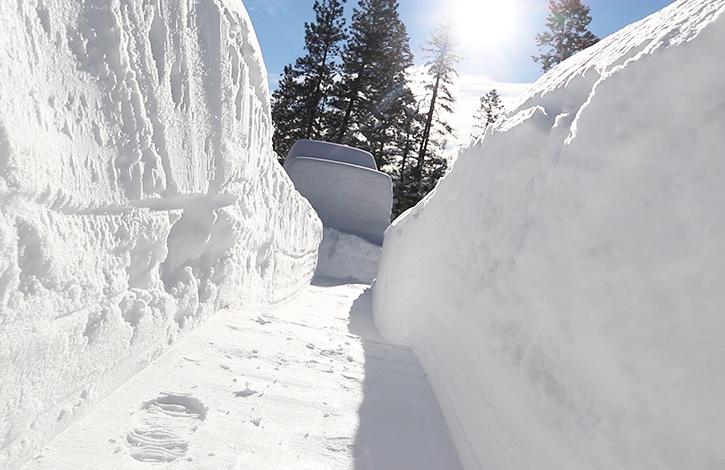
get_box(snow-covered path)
[23,280,461,470]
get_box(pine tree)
[472,88,504,138]
[271,0,346,159]
[413,23,460,195]
[390,88,423,216]
[271,65,304,162]
[327,0,414,169]
[298,0,347,138]
[533,0,599,72]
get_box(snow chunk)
[0,0,321,466]
[316,227,382,284]
[374,2,725,469]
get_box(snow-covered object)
[316,227,382,284]
[0,0,321,466]
[288,139,377,170]
[285,156,392,245]
[374,1,725,469]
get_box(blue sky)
[245,0,674,87]
[243,0,674,148]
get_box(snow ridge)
[374,1,725,469]
[0,0,321,467]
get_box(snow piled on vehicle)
[285,156,392,246]
[288,139,377,170]
[374,1,725,469]
[0,0,321,466]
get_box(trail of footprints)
[123,318,358,464]
[126,392,207,463]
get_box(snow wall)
[373,1,725,469]
[0,0,321,466]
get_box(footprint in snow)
[233,383,258,398]
[125,392,207,463]
[219,459,242,470]
[319,348,344,357]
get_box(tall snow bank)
[0,0,321,466]
[373,1,725,469]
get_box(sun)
[449,0,520,49]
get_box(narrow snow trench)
[23,279,462,470]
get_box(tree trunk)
[304,46,330,139]
[335,85,358,143]
[415,70,441,189]
[400,115,414,190]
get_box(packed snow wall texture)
[0,0,321,466]
[374,1,725,469]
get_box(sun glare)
[449,0,520,49]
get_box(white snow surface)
[21,281,462,470]
[0,0,321,467]
[316,228,382,284]
[374,1,725,469]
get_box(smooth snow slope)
[374,1,725,469]
[0,0,321,467]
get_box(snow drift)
[374,1,725,469]
[316,227,382,284]
[0,0,321,466]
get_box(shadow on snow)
[345,287,463,470]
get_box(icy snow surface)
[21,281,462,470]
[374,1,725,469]
[0,0,320,467]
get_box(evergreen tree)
[415,153,448,205]
[271,0,346,159]
[327,0,414,169]
[390,88,423,216]
[298,0,347,138]
[413,23,460,195]
[472,88,504,138]
[533,0,599,72]
[271,65,304,162]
